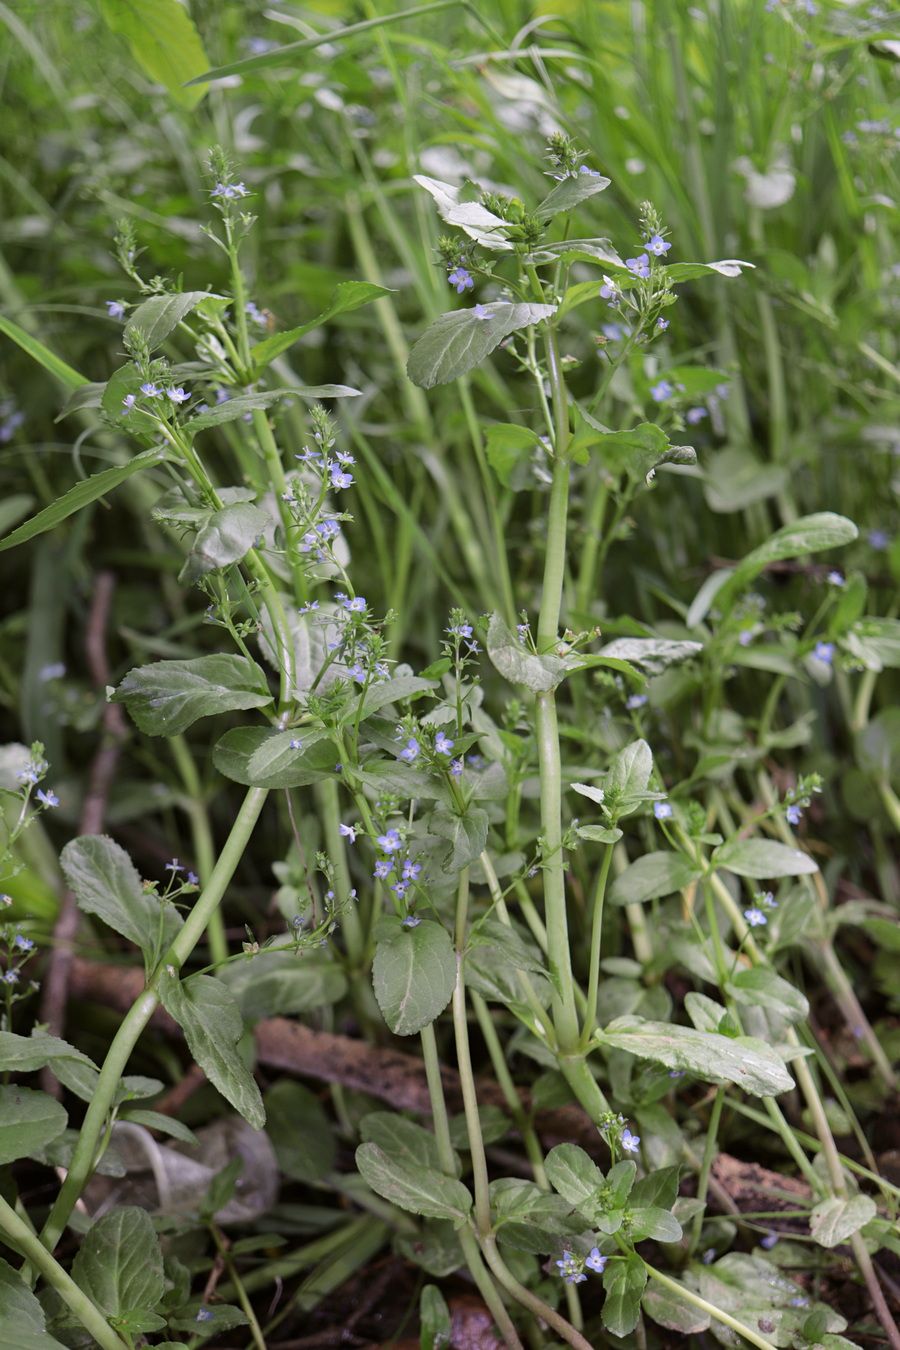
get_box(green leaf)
[265,1080,336,1182]
[726,968,809,1024]
[643,1279,711,1334]
[716,513,858,613]
[60,835,183,957]
[484,423,542,488]
[598,1017,795,1095]
[0,1032,97,1075]
[123,292,212,351]
[486,611,570,691]
[54,383,105,422]
[372,917,457,1036]
[0,447,164,553]
[117,1110,198,1146]
[0,1086,67,1165]
[218,949,347,1017]
[427,805,489,874]
[537,172,611,216]
[856,707,900,779]
[213,726,337,789]
[809,1194,877,1247]
[602,1250,648,1336]
[630,1206,683,1242]
[112,654,272,736]
[352,674,440,721]
[355,1142,472,1222]
[185,391,294,431]
[714,838,818,878]
[168,1304,249,1334]
[99,0,209,109]
[360,1113,449,1175]
[407,302,557,389]
[599,638,703,675]
[0,1256,49,1334]
[606,738,654,797]
[525,237,624,269]
[178,503,271,584]
[158,973,265,1129]
[608,852,702,905]
[630,1165,681,1211]
[845,616,900,671]
[0,314,89,391]
[250,282,394,368]
[664,259,756,280]
[420,1284,452,1350]
[72,1209,165,1312]
[545,1143,605,1211]
[468,916,547,980]
[413,175,514,250]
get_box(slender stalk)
[688,1086,726,1258]
[0,1195,128,1350]
[470,990,549,1190]
[169,733,225,968]
[452,869,491,1236]
[644,1263,778,1350]
[480,1234,595,1350]
[580,841,614,1046]
[38,787,268,1253]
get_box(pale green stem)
[0,1194,128,1350]
[645,1263,779,1350]
[169,733,225,968]
[470,990,549,1190]
[39,788,268,1253]
[420,1026,523,1350]
[452,869,491,1236]
[211,1226,266,1350]
[480,1234,594,1350]
[580,842,614,1047]
[688,1086,726,1258]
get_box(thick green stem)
[0,1194,128,1350]
[688,1086,726,1258]
[471,990,549,1190]
[169,733,225,968]
[39,787,268,1253]
[452,869,491,1236]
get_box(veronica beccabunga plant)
[0,126,891,1350]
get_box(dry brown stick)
[40,573,128,1097]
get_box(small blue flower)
[447,621,473,638]
[760,1232,778,1249]
[331,467,353,490]
[786,804,801,825]
[448,267,474,293]
[813,641,835,665]
[167,386,190,404]
[620,1128,640,1153]
[450,759,463,777]
[36,789,59,808]
[401,914,421,927]
[377,828,402,853]
[399,737,420,763]
[744,908,768,927]
[646,234,671,256]
[654,801,673,820]
[790,1296,809,1308]
[868,529,889,551]
[827,571,844,586]
[474,303,490,319]
[187,872,199,886]
[4,970,19,985]
[374,859,393,879]
[195,1307,213,1321]
[298,600,319,614]
[402,860,421,881]
[625,253,650,277]
[140,382,162,398]
[650,379,674,402]
[686,406,708,424]
[289,739,303,749]
[599,276,620,300]
[626,693,648,710]
[344,596,366,612]
[579,164,602,176]
[165,859,183,872]
[585,1247,607,1273]
[106,300,125,319]
[211,181,249,199]
[339,823,357,842]
[435,732,454,755]
[656,317,669,330]
[555,1252,587,1284]
[14,934,34,951]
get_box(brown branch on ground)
[40,573,128,1098]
